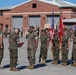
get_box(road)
[0,38,76,75]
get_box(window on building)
[0,12,3,16]
[32,3,36,8]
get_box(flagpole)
[59,9,63,60]
[50,9,54,57]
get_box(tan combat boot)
[10,67,19,71]
[61,62,67,66]
[63,63,67,66]
[0,66,3,70]
[26,65,31,69]
[51,61,55,64]
[41,59,46,64]
[61,62,65,65]
[0,65,3,70]
[13,67,19,71]
[10,67,13,71]
[54,60,58,65]
[73,62,76,67]
[29,65,34,70]
[26,65,34,70]
[51,60,58,65]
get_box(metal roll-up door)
[46,15,59,24]
[12,16,23,30]
[28,16,40,27]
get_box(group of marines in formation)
[0,23,76,71]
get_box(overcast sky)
[0,0,76,8]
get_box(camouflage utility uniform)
[46,29,50,41]
[40,30,49,63]
[9,32,19,68]
[46,30,50,59]
[27,31,38,65]
[72,31,76,66]
[51,32,59,64]
[62,31,69,65]
[0,29,4,66]
[4,28,8,37]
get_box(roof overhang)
[63,18,76,25]
[63,18,76,23]
[0,7,12,11]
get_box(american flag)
[50,10,54,42]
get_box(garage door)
[28,16,40,27]
[46,15,59,24]
[12,16,23,30]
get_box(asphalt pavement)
[0,38,76,75]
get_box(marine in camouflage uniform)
[51,30,59,65]
[45,28,50,48]
[44,28,50,60]
[40,29,49,64]
[26,26,38,70]
[61,28,70,66]
[4,28,8,38]
[72,30,76,67]
[0,24,4,69]
[68,29,73,39]
[9,28,20,71]
[68,29,73,65]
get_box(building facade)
[0,0,76,35]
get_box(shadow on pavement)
[3,64,10,69]
[17,66,27,70]
[46,59,53,63]
[68,59,72,65]
[35,64,47,69]
[46,59,62,64]
[3,64,19,69]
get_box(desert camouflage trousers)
[0,48,4,65]
[9,50,18,68]
[62,47,69,63]
[40,46,47,60]
[72,48,76,62]
[52,47,60,61]
[27,48,36,65]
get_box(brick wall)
[0,0,76,36]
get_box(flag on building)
[59,11,63,44]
